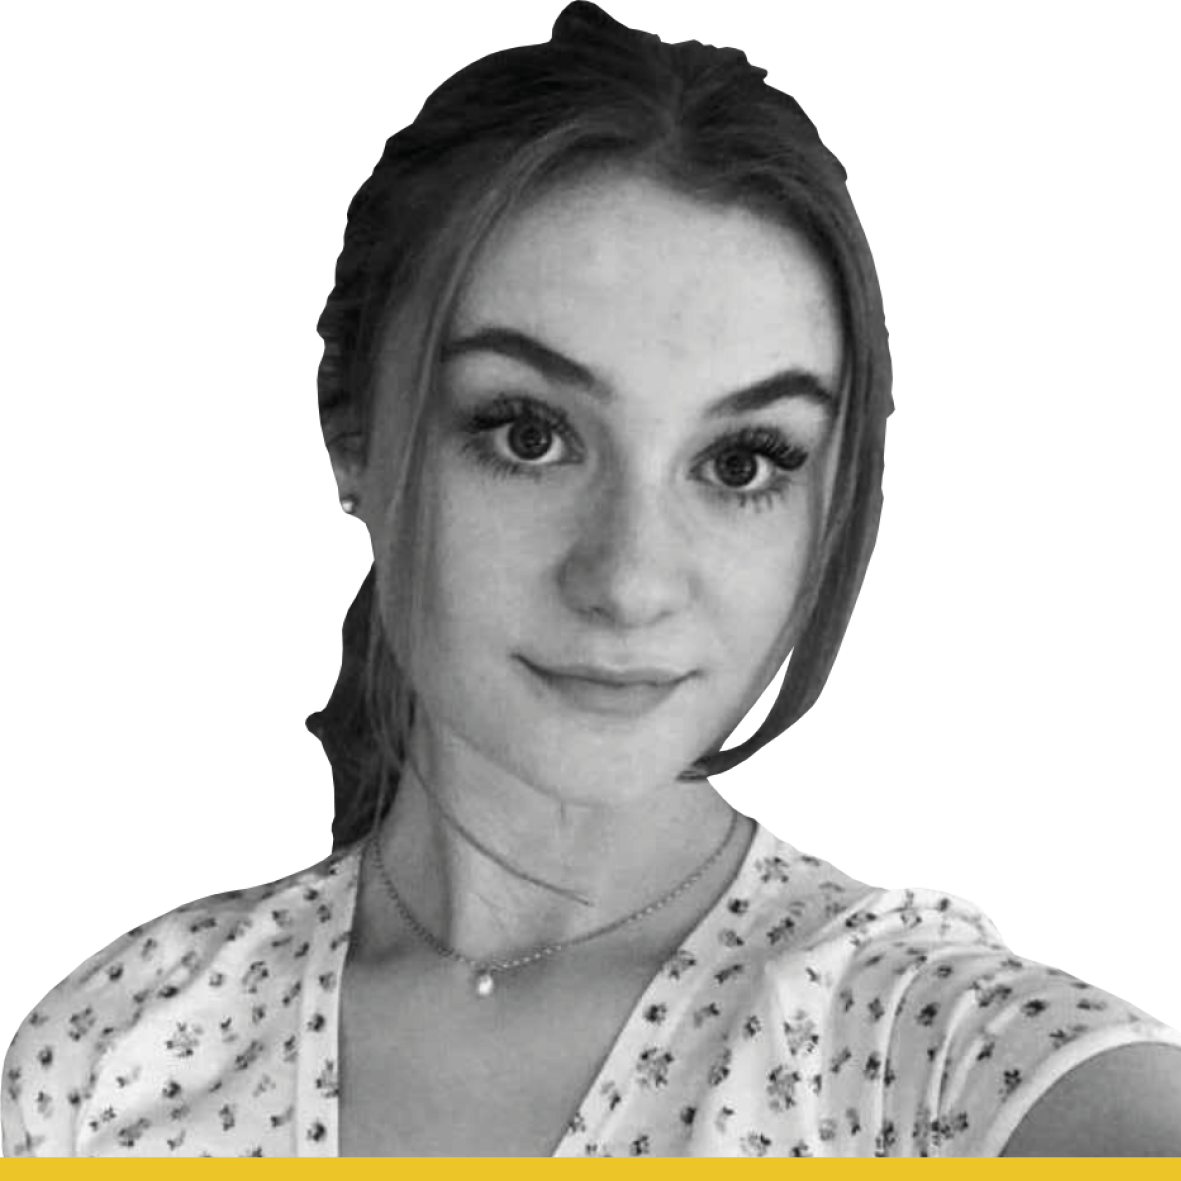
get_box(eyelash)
[455,393,810,513]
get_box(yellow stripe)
[3,1161,1181,1177]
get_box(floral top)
[5,821,1181,1157]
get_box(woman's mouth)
[519,659,692,719]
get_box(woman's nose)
[558,472,693,626]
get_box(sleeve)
[2,869,310,1157]
[2,927,142,1157]
[804,885,1181,1157]
[836,888,1181,1157]
[888,942,1181,1157]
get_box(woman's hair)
[306,1,893,849]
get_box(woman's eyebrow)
[439,326,837,420]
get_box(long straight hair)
[306,1,893,849]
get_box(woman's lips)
[520,659,690,718]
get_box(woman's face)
[368,170,843,811]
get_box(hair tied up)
[553,2,765,88]
[552,1,635,44]
[306,564,380,845]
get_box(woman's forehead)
[449,172,843,398]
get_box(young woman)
[5,2,1180,1157]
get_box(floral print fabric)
[5,822,1181,1156]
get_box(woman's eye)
[700,429,809,511]
[456,394,810,513]
[457,394,574,472]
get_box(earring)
[340,494,359,515]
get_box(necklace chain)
[369,809,741,993]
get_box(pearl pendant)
[474,970,495,998]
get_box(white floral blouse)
[5,821,1181,1157]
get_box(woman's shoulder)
[1,844,362,1157]
[742,845,1181,1155]
[738,829,1062,992]
[729,828,1005,972]
[32,844,358,1006]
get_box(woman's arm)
[1001,1043,1181,1156]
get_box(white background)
[2,1,1178,1050]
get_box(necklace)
[369,809,742,998]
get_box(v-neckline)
[308,817,774,1157]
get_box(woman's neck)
[368,757,750,969]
